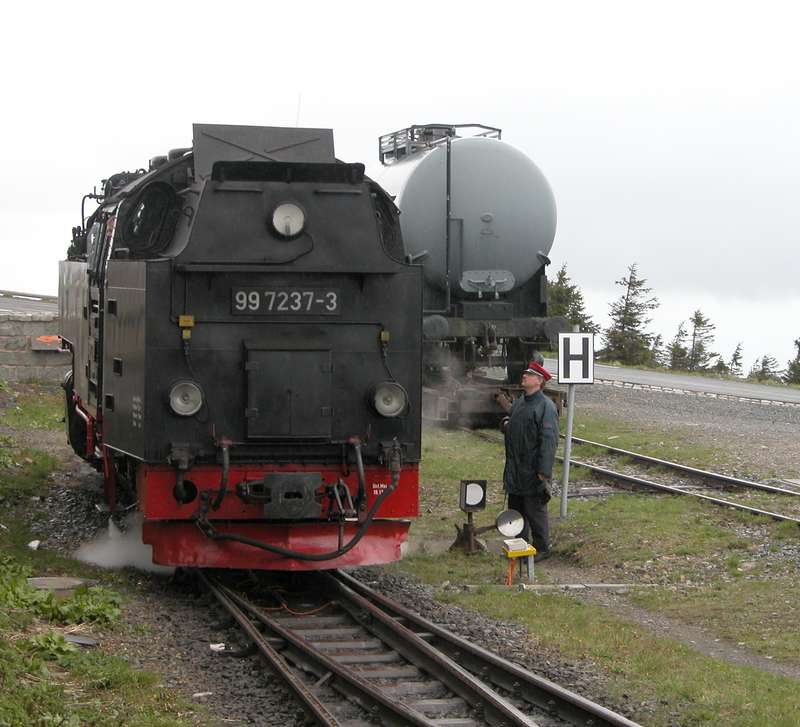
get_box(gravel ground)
[573,383,800,479]
[9,382,800,725]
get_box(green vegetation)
[400,417,800,726]
[0,384,63,430]
[0,552,200,726]
[0,381,199,726]
[632,578,800,664]
[0,554,120,629]
[0,634,198,726]
[570,411,729,471]
[439,588,800,727]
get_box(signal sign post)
[557,330,595,517]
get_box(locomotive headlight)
[271,202,305,238]
[168,380,204,417]
[371,381,408,418]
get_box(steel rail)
[208,576,440,727]
[197,572,341,726]
[333,570,642,727]
[562,456,800,525]
[320,571,539,727]
[468,428,800,524]
[565,435,800,496]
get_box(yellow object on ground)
[503,543,537,586]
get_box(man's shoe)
[533,550,551,563]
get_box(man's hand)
[494,389,512,413]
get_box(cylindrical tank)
[376,136,556,296]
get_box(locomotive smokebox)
[377,126,556,299]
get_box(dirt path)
[538,559,800,682]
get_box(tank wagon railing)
[378,123,501,164]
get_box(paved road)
[0,290,58,315]
[544,358,800,405]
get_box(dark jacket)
[502,390,559,497]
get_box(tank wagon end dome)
[376,133,556,294]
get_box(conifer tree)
[650,333,667,368]
[668,321,689,370]
[686,310,717,372]
[748,355,781,382]
[548,264,599,333]
[784,338,800,385]
[729,342,744,377]
[603,263,659,366]
[710,356,730,375]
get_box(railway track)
[198,570,640,727]
[467,428,800,525]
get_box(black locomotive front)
[59,124,423,570]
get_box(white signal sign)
[558,333,595,384]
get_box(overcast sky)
[2,1,798,369]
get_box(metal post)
[560,383,576,518]
[560,324,579,518]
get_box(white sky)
[1,1,798,368]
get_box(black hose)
[349,436,367,508]
[211,443,230,510]
[196,469,400,562]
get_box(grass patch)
[552,493,757,577]
[416,427,507,539]
[437,588,800,726]
[404,424,800,724]
[0,384,63,430]
[0,553,201,725]
[0,448,59,499]
[570,412,729,471]
[631,578,800,664]
[0,632,199,726]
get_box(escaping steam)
[75,513,173,574]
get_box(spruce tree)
[784,338,800,385]
[748,355,781,382]
[548,264,599,333]
[729,342,744,377]
[710,357,730,375]
[668,321,689,370]
[650,333,667,368]
[603,263,659,366]
[686,310,717,372]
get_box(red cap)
[523,361,552,382]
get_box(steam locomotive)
[376,124,565,423]
[59,124,422,570]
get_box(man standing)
[500,360,559,561]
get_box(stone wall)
[0,313,70,383]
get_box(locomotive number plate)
[232,288,340,315]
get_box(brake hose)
[195,467,400,561]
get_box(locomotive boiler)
[376,124,565,423]
[59,123,422,571]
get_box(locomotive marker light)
[271,202,305,238]
[168,380,204,417]
[371,381,409,417]
[557,329,595,517]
